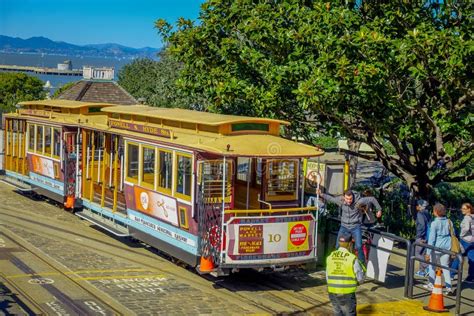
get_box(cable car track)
[0,229,127,315]
[0,207,333,314]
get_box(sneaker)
[443,287,454,295]
[464,278,474,284]
[423,283,434,291]
[415,270,427,278]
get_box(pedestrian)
[360,189,376,228]
[326,233,365,316]
[414,199,431,277]
[424,203,453,294]
[451,202,474,283]
[318,188,382,266]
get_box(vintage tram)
[2,99,324,275]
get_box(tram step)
[0,176,34,192]
[76,210,129,237]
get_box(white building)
[57,60,72,71]
[82,66,114,80]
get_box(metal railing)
[408,241,464,316]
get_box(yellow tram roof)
[101,106,290,126]
[193,134,323,157]
[18,99,116,109]
[106,125,323,157]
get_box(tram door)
[83,130,125,213]
[4,119,28,175]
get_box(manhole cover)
[28,278,54,285]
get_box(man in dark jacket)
[414,199,431,277]
[319,189,382,266]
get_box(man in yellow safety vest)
[326,233,365,315]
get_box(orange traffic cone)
[423,268,448,313]
[64,196,75,209]
[198,256,215,273]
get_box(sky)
[0,0,204,49]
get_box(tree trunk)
[347,139,361,188]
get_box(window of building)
[28,124,35,152]
[158,150,172,192]
[44,127,52,156]
[265,159,298,201]
[176,154,192,199]
[53,128,61,158]
[36,125,44,154]
[126,143,139,182]
[141,146,155,188]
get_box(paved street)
[0,180,472,315]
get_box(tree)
[117,51,205,109]
[0,72,46,112]
[52,81,77,99]
[156,0,473,198]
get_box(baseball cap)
[417,199,428,209]
[338,233,352,243]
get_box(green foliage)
[52,81,77,99]
[354,179,473,238]
[313,136,338,150]
[117,52,205,108]
[0,72,46,112]
[156,0,473,198]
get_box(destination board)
[108,119,171,138]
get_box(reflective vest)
[326,248,358,294]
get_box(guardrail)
[408,241,464,316]
[325,216,412,297]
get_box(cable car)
[2,100,324,275]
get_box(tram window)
[44,127,52,156]
[158,150,172,192]
[237,157,250,182]
[141,146,155,188]
[94,133,104,161]
[126,143,139,182]
[36,125,44,154]
[12,120,18,132]
[256,158,263,186]
[176,154,192,198]
[179,207,189,229]
[53,128,61,158]
[5,128,9,155]
[28,124,35,152]
[231,123,269,132]
[265,159,297,201]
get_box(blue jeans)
[336,224,365,266]
[451,239,474,280]
[329,293,356,316]
[428,252,452,288]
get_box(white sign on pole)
[366,234,394,282]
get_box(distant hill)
[0,35,160,59]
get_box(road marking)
[6,268,150,279]
[74,274,166,281]
[358,299,435,315]
[28,277,55,285]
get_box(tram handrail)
[225,206,316,215]
[408,240,464,316]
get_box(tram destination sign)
[19,109,51,118]
[108,119,171,138]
